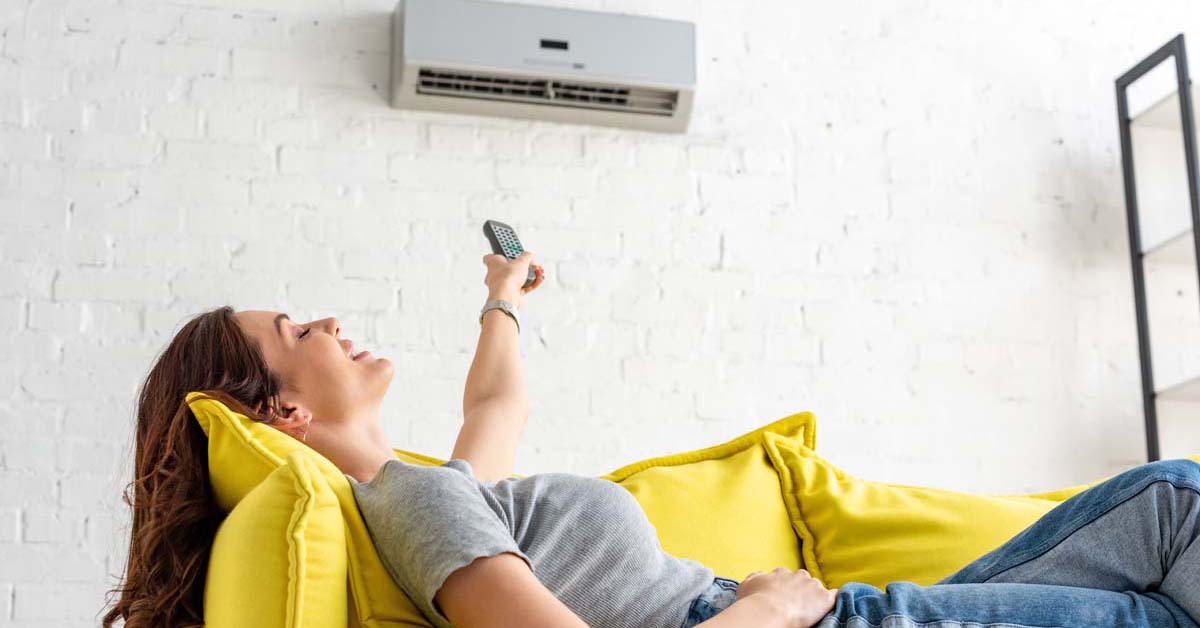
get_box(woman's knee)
[1138,458,1200,492]
[1156,458,1199,485]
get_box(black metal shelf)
[1115,33,1200,462]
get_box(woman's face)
[233,310,394,437]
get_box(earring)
[300,422,310,443]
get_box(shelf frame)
[1116,33,1200,462]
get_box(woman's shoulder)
[349,458,618,497]
[345,457,470,490]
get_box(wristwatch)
[479,298,520,334]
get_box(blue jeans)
[680,458,1200,628]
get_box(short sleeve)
[348,459,534,628]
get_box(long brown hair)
[100,306,287,628]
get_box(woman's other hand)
[735,567,838,628]
[482,251,545,306]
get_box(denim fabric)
[679,458,1200,628]
[680,576,740,628]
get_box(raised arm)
[453,251,544,483]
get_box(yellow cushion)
[204,450,347,628]
[596,412,816,580]
[764,433,1064,588]
[763,432,1200,589]
[187,391,430,628]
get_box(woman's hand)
[735,567,838,628]
[482,251,545,307]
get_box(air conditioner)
[390,0,696,133]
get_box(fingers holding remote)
[522,263,545,294]
[482,251,545,304]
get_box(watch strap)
[479,298,520,333]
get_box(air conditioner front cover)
[391,0,696,132]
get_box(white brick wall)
[1,0,1200,623]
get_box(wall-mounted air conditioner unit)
[390,0,696,133]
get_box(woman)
[101,250,1200,628]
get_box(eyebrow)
[274,313,290,338]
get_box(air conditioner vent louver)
[417,68,678,117]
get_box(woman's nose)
[309,317,340,337]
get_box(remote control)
[483,219,536,289]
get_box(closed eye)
[298,327,310,340]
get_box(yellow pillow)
[765,433,1200,589]
[187,391,430,628]
[596,412,816,580]
[763,432,1078,588]
[205,450,347,628]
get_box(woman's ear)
[258,398,314,441]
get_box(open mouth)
[345,339,372,361]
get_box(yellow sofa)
[188,391,1200,628]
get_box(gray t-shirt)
[346,457,716,628]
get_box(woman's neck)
[315,418,398,483]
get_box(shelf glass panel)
[1132,84,1200,131]
[1157,374,1200,400]
[1126,58,1185,123]
[1155,398,1200,458]
[1145,258,1200,390]
[1131,95,1197,256]
[1144,226,1198,264]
